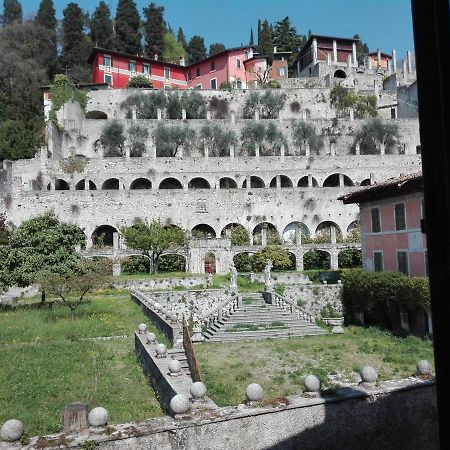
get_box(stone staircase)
[203,292,326,342]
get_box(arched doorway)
[91,225,118,248]
[204,252,216,274]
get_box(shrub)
[199,124,237,156]
[233,253,253,272]
[356,119,400,155]
[122,255,150,274]
[99,121,125,157]
[209,96,229,119]
[180,90,207,119]
[166,92,182,119]
[228,225,250,246]
[303,250,330,270]
[252,246,292,272]
[242,91,286,119]
[60,155,88,175]
[320,302,341,318]
[158,254,186,272]
[330,85,377,119]
[291,122,323,155]
[153,124,195,157]
[338,249,362,268]
[240,122,286,156]
[120,92,166,119]
[264,80,281,89]
[290,101,301,113]
[126,75,153,89]
[219,81,232,90]
[128,125,149,157]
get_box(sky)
[15,0,415,57]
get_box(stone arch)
[192,224,217,238]
[101,178,123,190]
[323,173,354,187]
[91,225,118,248]
[130,178,152,189]
[242,176,265,188]
[221,223,250,245]
[282,222,311,244]
[188,177,211,189]
[315,221,342,242]
[287,252,297,270]
[303,250,331,270]
[55,179,70,190]
[269,175,293,188]
[159,177,183,189]
[334,69,347,79]
[204,252,216,274]
[75,179,97,190]
[219,177,238,189]
[85,110,108,119]
[298,176,318,187]
[347,221,360,234]
[360,179,371,186]
[252,222,280,245]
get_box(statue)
[264,259,273,290]
[229,262,238,291]
[191,312,204,342]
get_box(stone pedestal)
[64,402,88,432]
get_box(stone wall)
[114,276,209,291]
[284,284,343,318]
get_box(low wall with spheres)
[114,276,210,291]
[284,284,343,318]
[247,271,311,285]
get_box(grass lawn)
[0,292,167,436]
[195,326,434,406]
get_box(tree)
[121,222,187,273]
[126,75,152,88]
[257,19,261,50]
[252,246,292,272]
[330,85,377,119]
[163,31,186,63]
[99,120,125,156]
[35,0,58,77]
[249,28,254,46]
[209,43,225,56]
[2,0,22,26]
[38,260,110,317]
[60,3,91,82]
[353,34,369,64]
[115,0,141,54]
[177,27,187,51]
[199,124,236,157]
[90,1,114,49]
[186,35,206,63]
[258,19,274,62]
[0,212,85,290]
[153,124,195,157]
[143,2,166,58]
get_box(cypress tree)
[177,27,187,50]
[259,19,274,62]
[186,35,206,63]
[35,0,58,77]
[257,19,261,49]
[249,28,254,46]
[142,2,165,58]
[115,0,141,54]
[90,1,114,49]
[2,0,22,25]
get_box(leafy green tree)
[115,0,141,54]
[258,19,274,62]
[291,121,323,155]
[0,120,43,160]
[252,246,292,272]
[356,119,400,155]
[209,43,225,56]
[199,124,236,157]
[233,253,253,272]
[126,75,152,88]
[177,27,187,51]
[38,260,110,317]
[330,85,377,119]
[90,1,114,49]
[186,35,206,63]
[227,225,250,246]
[99,120,125,156]
[240,122,286,156]
[180,90,207,118]
[242,91,286,119]
[2,0,22,26]
[35,0,58,77]
[353,34,369,64]
[338,249,362,268]
[143,2,166,58]
[128,124,149,156]
[60,2,91,82]
[120,91,166,118]
[162,31,186,63]
[0,212,85,289]
[121,222,187,273]
[303,250,330,270]
[153,124,195,157]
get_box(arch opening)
[55,179,70,190]
[75,179,97,190]
[282,222,311,244]
[323,173,354,187]
[221,223,250,246]
[192,224,216,239]
[188,177,211,189]
[130,178,152,190]
[242,176,265,189]
[269,175,293,188]
[252,222,281,245]
[334,70,347,79]
[159,178,183,189]
[204,252,216,274]
[91,225,118,248]
[303,250,331,270]
[360,179,371,186]
[101,178,121,190]
[298,176,318,187]
[85,110,108,119]
[315,221,342,242]
[219,177,238,189]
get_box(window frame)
[196,67,201,78]
[397,250,409,275]
[103,55,112,67]
[164,67,170,79]
[373,251,384,272]
[236,58,241,69]
[210,61,216,72]
[104,73,113,86]
[128,60,137,72]
[210,78,217,89]
[195,84,202,89]
[142,63,151,75]
[371,206,382,233]
[394,202,407,231]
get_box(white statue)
[229,263,238,290]
[264,259,273,290]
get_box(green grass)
[0,292,167,436]
[196,326,434,406]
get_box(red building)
[339,173,427,276]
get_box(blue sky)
[16,0,415,57]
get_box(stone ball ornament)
[155,343,167,357]
[170,394,190,414]
[416,360,432,376]
[0,419,24,442]
[88,407,109,427]
[304,375,321,392]
[168,359,182,374]
[245,383,264,401]
[190,382,208,399]
[360,366,378,384]
[146,332,156,344]
[137,323,147,333]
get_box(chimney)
[179,56,185,66]
[154,54,158,60]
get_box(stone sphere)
[138,323,147,333]
[417,360,433,376]
[146,332,156,344]
[322,280,327,285]
[170,394,190,414]
[88,407,109,427]
[0,419,24,442]
[155,343,167,356]
[246,383,264,401]
[168,359,182,374]
[304,375,321,392]
[360,366,378,383]
[337,280,342,285]
[190,382,207,398]
[154,302,160,311]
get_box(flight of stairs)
[203,292,326,342]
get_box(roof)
[296,34,359,60]
[40,82,108,91]
[368,51,392,58]
[338,172,423,204]
[88,45,255,69]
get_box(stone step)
[205,330,326,342]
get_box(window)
[188,71,192,81]
[397,251,409,275]
[374,251,384,272]
[210,78,217,89]
[236,58,241,69]
[391,108,397,118]
[142,64,150,75]
[104,74,113,86]
[128,60,136,72]
[278,67,286,77]
[211,61,216,72]
[395,203,406,230]
[103,55,111,67]
[196,67,201,77]
[371,207,381,232]
[244,50,249,60]
[164,67,170,79]
[195,84,202,89]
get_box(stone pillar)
[182,108,186,120]
[370,173,375,185]
[125,144,130,159]
[279,111,283,122]
[347,54,352,69]
[230,111,236,123]
[64,403,88,432]
[330,141,336,156]
[331,226,337,244]
[308,173,313,187]
[119,178,125,189]
[255,145,260,158]
[246,174,251,190]
[112,257,121,276]
[304,141,310,157]
[50,177,55,191]
[204,143,209,159]
[229,144,235,158]
[349,108,354,121]
[131,106,137,120]
[151,141,157,159]
[84,177,89,191]
[261,224,267,246]
[332,40,337,63]
[377,49,381,68]
[352,42,357,65]
[326,53,332,65]
[295,253,304,271]
[387,60,392,76]
[276,175,281,190]
[402,59,407,80]
[330,251,339,270]
[280,144,285,158]
[312,38,318,64]
[407,51,412,74]
[295,224,302,246]
[338,173,344,187]
[367,55,372,70]
[157,108,162,120]
[380,143,386,155]
[355,142,360,155]
[206,110,211,120]
[302,110,307,120]
[178,145,183,158]
[254,110,260,120]
[392,49,397,73]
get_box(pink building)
[339,173,427,276]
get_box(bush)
[291,122,323,155]
[122,255,150,274]
[264,80,281,89]
[252,246,292,272]
[180,90,207,119]
[338,249,362,268]
[233,253,253,272]
[128,125,149,157]
[303,250,330,270]
[153,124,195,157]
[199,124,237,157]
[356,119,400,155]
[158,254,186,272]
[240,122,286,156]
[219,81,232,90]
[242,91,286,119]
[320,302,341,318]
[99,121,125,157]
[126,75,153,89]
[209,96,229,119]
[120,92,166,119]
[330,85,377,119]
